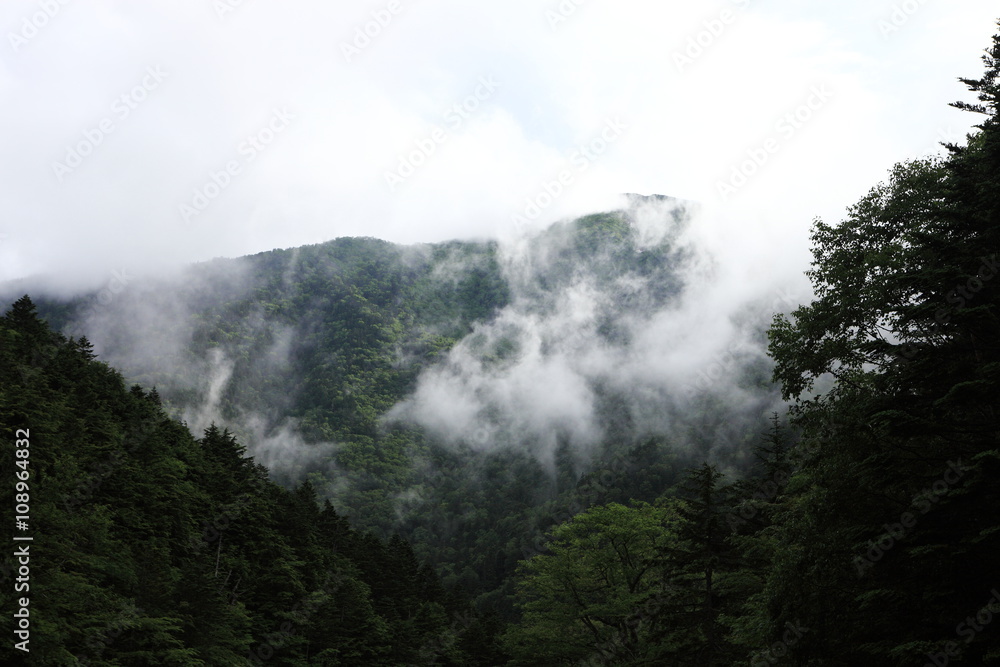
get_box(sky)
[1,0,998,294]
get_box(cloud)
[66,257,343,483]
[1,0,997,290]
[386,196,794,466]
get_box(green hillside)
[15,198,782,624]
[2,24,998,664]
[0,296,506,665]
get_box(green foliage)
[0,298,500,665]
[503,502,683,665]
[757,26,1000,664]
[5,25,999,664]
[505,25,1000,666]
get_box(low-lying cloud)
[387,196,802,467]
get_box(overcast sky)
[1,0,997,292]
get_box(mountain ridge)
[4,195,784,618]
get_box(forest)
[1,24,999,667]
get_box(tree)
[503,502,682,666]
[0,296,464,665]
[660,464,742,665]
[760,24,1000,664]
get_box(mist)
[387,195,803,470]
[2,1,996,289]
[3,194,809,485]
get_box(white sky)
[1,0,997,292]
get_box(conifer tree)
[761,23,1000,664]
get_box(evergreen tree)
[659,464,741,665]
[761,24,1000,664]
[0,295,470,665]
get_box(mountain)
[0,295,507,665]
[4,22,1000,663]
[5,195,786,621]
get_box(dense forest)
[8,190,783,634]
[0,295,509,665]
[2,23,999,667]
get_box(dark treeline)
[0,296,506,665]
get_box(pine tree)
[657,464,741,665]
[761,24,1000,663]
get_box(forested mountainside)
[2,24,999,667]
[0,296,507,665]
[9,193,786,628]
